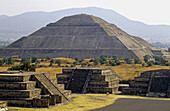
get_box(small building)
[0,71,71,107]
[57,67,120,94]
[122,69,170,97]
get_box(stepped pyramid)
[122,69,170,98]
[0,71,71,107]
[57,67,120,94]
[0,14,163,59]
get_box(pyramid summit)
[0,14,163,59]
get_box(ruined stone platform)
[0,71,71,108]
[57,67,120,94]
[122,69,170,98]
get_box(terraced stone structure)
[57,67,120,94]
[122,69,170,98]
[0,71,71,107]
[0,14,164,59]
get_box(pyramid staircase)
[57,67,120,94]
[0,71,71,107]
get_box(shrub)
[147,61,153,67]
[143,55,151,62]
[88,64,92,67]
[55,59,62,66]
[46,56,51,61]
[31,56,38,63]
[124,58,132,64]
[165,62,170,66]
[93,58,99,66]
[134,58,142,64]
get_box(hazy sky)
[0,0,170,25]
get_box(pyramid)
[0,14,163,59]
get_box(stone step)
[129,81,149,88]
[122,87,147,94]
[0,74,31,82]
[0,89,41,98]
[0,81,36,90]
[86,87,119,94]
[34,74,69,102]
[134,77,150,82]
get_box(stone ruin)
[122,69,170,97]
[0,71,71,108]
[0,101,8,111]
[0,14,164,59]
[57,67,120,94]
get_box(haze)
[0,0,170,25]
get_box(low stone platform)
[122,69,170,98]
[0,71,71,108]
[0,101,8,111]
[57,67,120,94]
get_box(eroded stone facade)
[57,67,120,94]
[122,69,170,98]
[0,71,71,107]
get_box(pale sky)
[0,0,170,25]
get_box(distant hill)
[0,7,170,43]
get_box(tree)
[2,58,8,65]
[0,60,3,66]
[55,59,62,66]
[31,56,38,63]
[168,48,170,52]
[100,55,107,61]
[74,57,79,62]
[112,56,118,60]
[93,58,99,66]
[46,56,51,61]
[21,57,31,65]
[134,58,142,64]
[7,57,14,65]
[88,64,92,67]
[73,61,78,65]
[49,59,54,66]
[143,55,151,62]
[124,58,132,64]
[165,62,170,66]
[147,61,153,67]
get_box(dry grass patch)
[36,67,62,78]
[0,67,9,71]
[103,64,170,80]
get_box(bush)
[124,58,132,64]
[142,63,145,67]
[93,58,99,66]
[134,58,142,64]
[46,56,51,61]
[31,56,38,63]
[21,57,31,64]
[55,59,61,66]
[71,65,75,67]
[73,61,78,65]
[88,64,92,67]
[100,55,107,61]
[89,59,94,62]
[165,62,170,66]
[143,55,151,62]
[74,57,79,62]
[0,60,3,66]
[8,64,36,72]
[112,56,118,60]
[147,61,153,67]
